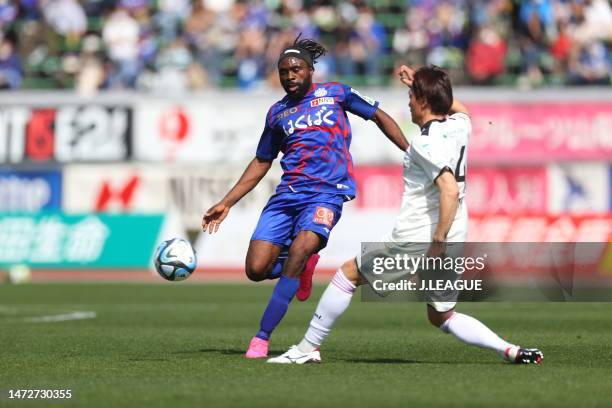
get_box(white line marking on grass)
[26,311,97,323]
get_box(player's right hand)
[399,65,415,88]
[202,203,230,234]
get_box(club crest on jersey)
[350,88,376,106]
[314,88,328,97]
[311,97,334,107]
[313,207,334,227]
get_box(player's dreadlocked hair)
[278,34,327,68]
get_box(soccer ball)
[154,238,197,281]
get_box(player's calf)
[340,258,363,286]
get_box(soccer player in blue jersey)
[202,36,408,358]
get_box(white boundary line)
[25,311,97,323]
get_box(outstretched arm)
[371,108,409,151]
[202,157,272,233]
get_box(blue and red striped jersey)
[256,82,379,199]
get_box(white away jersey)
[392,112,471,241]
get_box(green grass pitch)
[1,283,612,407]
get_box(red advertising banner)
[353,166,403,209]
[468,166,547,215]
[469,103,612,163]
[468,214,612,242]
[354,165,549,215]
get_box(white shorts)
[356,215,468,313]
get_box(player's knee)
[245,261,269,282]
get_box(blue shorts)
[251,191,345,250]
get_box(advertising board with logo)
[547,163,610,214]
[63,164,281,231]
[468,166,547,215]
[134,101,266,164]
[352,165,549,215]
[468,214,611,242]
[0,169,62,211]
[63,165,166,213]
[166,165,280,230]
[0,106,131,163]
[0,213,163,267]
[468,103,612,163]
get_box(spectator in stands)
[0,35,22,89]
[518,0,556,86]
[102,7,141,88]
[156,0,191,43]
[550,20,572,83]
[565,0,611,85]
[183,0,219,86]
[153,36,194,92]
[393,7,430,65]
[354,6,386,85]
[235,25,267,88]
[0,0,17,29]
[41,0,87,51]
[2,0,611,90]
[568,41,610,85]
[75,34,105,95]
[466,25,507,84]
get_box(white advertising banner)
[63,164,167,213]
[132,92,415,165]
[134,101,268,163]
[63,163,282,230]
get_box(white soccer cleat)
[266,345,321,364]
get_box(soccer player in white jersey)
[268,65,543,365]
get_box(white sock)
[298,269,356,353]
[440,312,518,360]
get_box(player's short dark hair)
[411,66,453,115]
[278,34,327,68]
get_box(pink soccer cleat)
[296,254,320,302]
[245,337,269,359]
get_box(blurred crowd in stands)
[0,0,610,93]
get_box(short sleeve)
[340,84,379,120]
[410,137,455,183]
[255,109,282,161]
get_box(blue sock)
[267,248,288,280]
[256,275,299,340]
